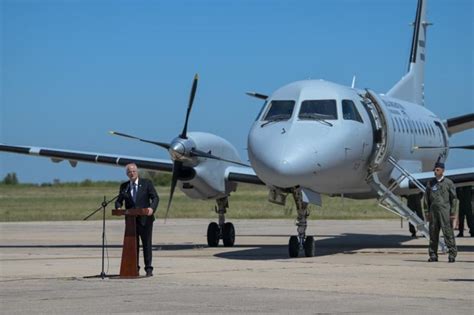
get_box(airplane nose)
[249,137,316,188]
[259,158,302,187]
[248,122,334,188]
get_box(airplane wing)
[399,167,474,192]
[444,113,474,135]
[0,143,265,185]
[225,165,265,185]
[0,144,173,172]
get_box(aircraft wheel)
[207,222,220,247]
[222,222,235,247]
[288,236,299,258]
[304,236,315,257]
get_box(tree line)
[1,171,173,187]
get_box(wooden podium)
[112,208,149,278]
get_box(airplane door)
[361,90,396,171]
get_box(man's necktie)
[132,183,137,203]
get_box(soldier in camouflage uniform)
[424,162,457,263]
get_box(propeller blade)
[180,74,199,139]
[164,160,182,223]
[190,149,250,167]
[246,91,268,100]
[109,131,170,150]
[413,145,474,150]
[451,145,474,150]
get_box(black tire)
[222,222,235,247]
[207,222,220,247]
[288,236,299,258]
[304,236,315,257]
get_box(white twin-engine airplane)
[1,0,472,257]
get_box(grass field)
[0,183,398,222]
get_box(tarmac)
[0,219,473,314]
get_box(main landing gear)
[207,197,235,247]
[288,188,315,258]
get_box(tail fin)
[387,0,431,106]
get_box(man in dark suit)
[115,163,159,276]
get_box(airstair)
[361,89,447,252]
[366,158,446,252]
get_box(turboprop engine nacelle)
[178,132,241,200]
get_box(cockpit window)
[299,100,337,120]
[342,100,363,123]
[262,100,295,121]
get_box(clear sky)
[1,0,472,184]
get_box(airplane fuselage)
[247,80,448,197]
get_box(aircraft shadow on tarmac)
[1,234,472,261]
[212,233,474,261]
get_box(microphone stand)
[83,194,121,279]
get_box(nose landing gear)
[288,188,315,257]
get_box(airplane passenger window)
[396,118,403,133]
[396,118,401,132]
[342,100,363,123]
[299,99,338,120]
[262,100,295,121]
[416,121,421,134]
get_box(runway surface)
[1,219,473,314]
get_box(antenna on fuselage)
[351,75,357,89]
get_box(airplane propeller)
[180,74,199,139]
[109,131,170,149]
[110,74,249,222]
[165,160,183,222]
[163,73,198,222]
[413,145,474,150]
